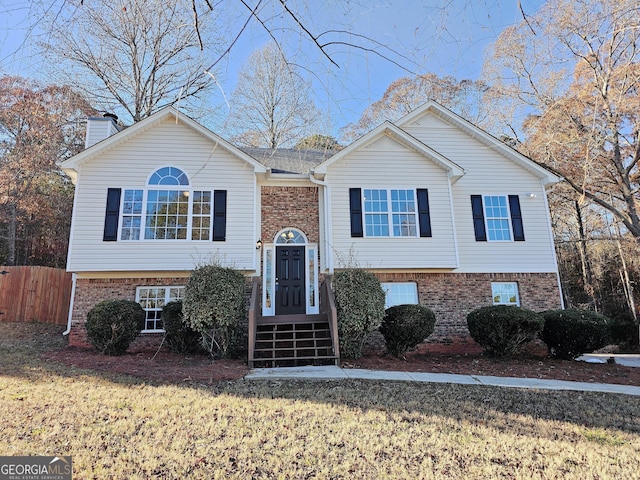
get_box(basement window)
[381,282,419,309]
[491,282,520,306]
[136,286,185,332]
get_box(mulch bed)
[44,342,640,386]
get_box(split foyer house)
[61,101,564,365]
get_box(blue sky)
[0,0,545,131]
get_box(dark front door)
[275,246,306,315]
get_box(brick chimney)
[85,113,121,148]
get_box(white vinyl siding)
[403,114,558,273]
[67,118,258,272]
[328,135,458,269]
[85,117,120,148]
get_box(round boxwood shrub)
[161,301,201,354]
[541,309,611,360]
[183,265,246,357]
[466,305,543,357]
[608,316,639,351]
[333,269,386,359]
[380,304,436,357]
[85,299,145,356]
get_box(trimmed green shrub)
[609,316,639,351]
[467,305,543,357]
[541,309,611,360]
[380,304,436,357]
[162,301,201,354]
[183,265,246,357]
[85,299,145,356]
[333,269,386,359]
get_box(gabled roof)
[60,106,268,181]
[313,121,465,180]
[396,100,562,185]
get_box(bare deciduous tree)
[39,0,223,122]
[483,0,640,239]
[224,43,321,148]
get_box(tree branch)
[277,0,338,68]
[203,0,263,73]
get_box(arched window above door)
[275,228,306,244]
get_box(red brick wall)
[261,186,320,243]
[69,275,254,351]
[373,271,562,348]
[70,271,561,355]
[68,276,187,348]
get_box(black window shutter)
[470,195,487,242]
[349,188,363,237]
[212,190,227,241]
[509,195,525,241]
[103,188,121,241]
[416,189,432,237]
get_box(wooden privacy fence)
[0,266,72,325]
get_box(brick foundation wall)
[69,269,561,355]
[68,276,188,348]
[261,186,320,243]
[69,275,255,351]
[373,271,562,349]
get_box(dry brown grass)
[1,321,639,479]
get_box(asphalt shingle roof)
[240,148,336,174]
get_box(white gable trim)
[396,101,562,185]
[314,121,465,180]
[61,107,267,182]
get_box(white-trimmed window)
[491,282,519,306]
[115,167,223,241]
[364,189,417,237]
[471,194,524,242]
[136,286,185,332]
[382,282,419,309]
[484,196,512,241]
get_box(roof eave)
[60,106,268,174]
[397,101,561,184]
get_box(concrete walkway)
[246,363,640,397]
[578,353,640,368]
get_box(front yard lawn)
[1,321,639,479]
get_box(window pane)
[169,287,185,301]
[191,190,211,241]
[491,282,519,306]
[145,189,190,240]
[308,248,315,307]
[275,229,305,244]
[364,189,418,237]
[149,167,189,186]
[364,189,389,236]
[265,249,273,309]
[137,286,185,331]
[484,196,512,241]
[390,190,416,237]
[365,214,389,236]
[382,282,418,309]
[392,214,417,237]
[121,189,143,240]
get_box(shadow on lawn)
[3,321,639,439]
